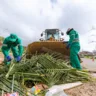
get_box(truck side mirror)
[61,32,64,36]
[41,33,43,37]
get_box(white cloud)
[0,0,96,51]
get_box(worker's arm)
[17,39,24,56]
[2,38,8,45]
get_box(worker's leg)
[11,46,19,58]
[2,46,11,65]
[74,46,82,69]
[70,48,76,68]
[70,46,82,70]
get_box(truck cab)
[41,29,64,41]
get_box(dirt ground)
[81,58,96,72]
[65,82,96,96]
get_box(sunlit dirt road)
[81,58,96,72]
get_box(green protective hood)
[8,33,18,42]
[66,28,74,35]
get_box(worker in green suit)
[66,28,82,70]
[2,33,23,65]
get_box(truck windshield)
[47,31,59,40]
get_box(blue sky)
[0,0,96,51]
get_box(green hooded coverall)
[68,29,82,70]
[2,34,23,64]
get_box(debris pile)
[0,54,91,95]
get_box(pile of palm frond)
[0,54,92,95]
[0,76,25,95]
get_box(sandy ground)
[65,72,96,96]
[65,82,96,96]
[81,58,96,72]
[65,58,96,96]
